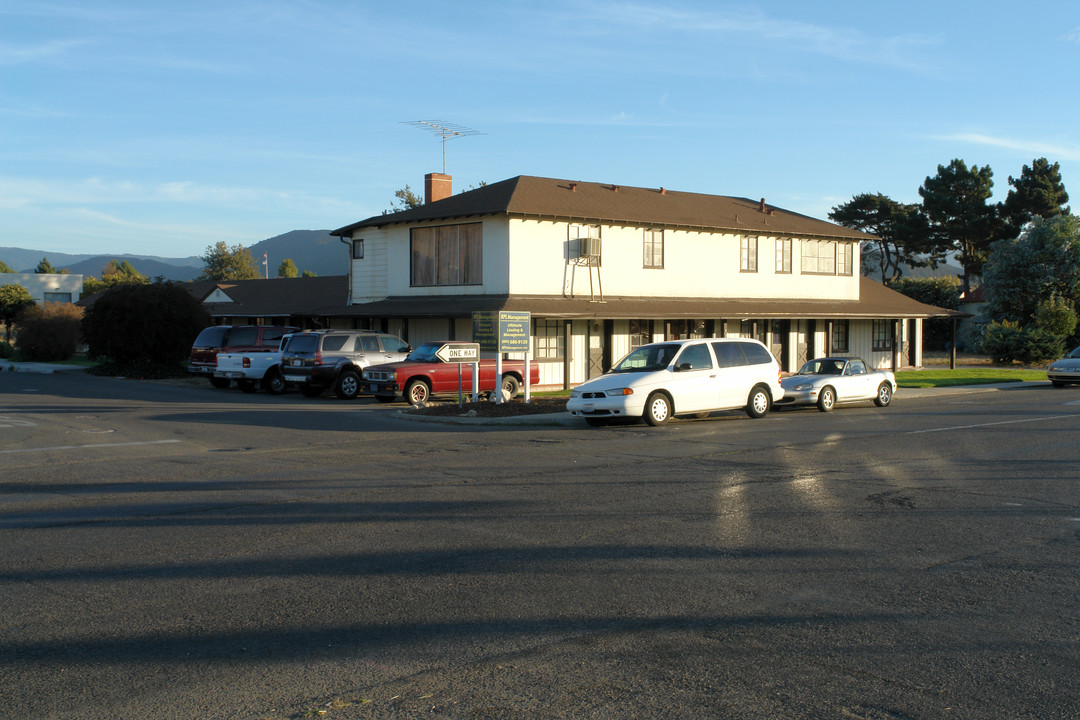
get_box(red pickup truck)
[362,341,541,404]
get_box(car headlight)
[570,389,582,398]
[610,387,634,396]
[793,383,815,391]
[1049,364,1061,371]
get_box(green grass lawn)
[895,367,1047,388]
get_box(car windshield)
[611,343,680,373]
[797,359,846,375]
[405,343,441,363]
[1068,346,1080,359]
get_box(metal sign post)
[435,342,481,407]
[472,311,531,405]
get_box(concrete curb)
[3,361,89,375]
[395,409,582,426]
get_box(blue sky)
[2,1,1078,259]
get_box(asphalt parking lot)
[2,368,1079,719]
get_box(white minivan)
[566,338,785,426]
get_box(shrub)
[14,302,83,361]
[0,340,13,359]
[980,321,1023,363]
[1035,295,1078,339]
[980,320,1064,364]
[82,280,210,377]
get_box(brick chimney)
[425,173,452,204]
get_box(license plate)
[291,360,301,367]
[583,404,594,412]
[370,384,379,392]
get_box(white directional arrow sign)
[435,342,480,363]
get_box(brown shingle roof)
[331,175,873,241]
[336,278,960,320]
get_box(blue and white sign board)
[472,311,531,353]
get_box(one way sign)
[435,342,480,363]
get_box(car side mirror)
[676,363,693,372]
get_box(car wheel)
[816,386,835,412]
[643,392,672,426]
[263,371,287,395]
[334,370,360,400]
[501,374,521,398]
[238,380,257,394]
[300,384,323,398]
[745,385,771,418]
[874,382,893,407]
[209,377,230,389]
[405,379,431,405]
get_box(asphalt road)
[1,372,1079,719]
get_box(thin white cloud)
[565,1,941,71]
[936,132,1080,162]
[1064,27,1080,44]
[0,39,85,66]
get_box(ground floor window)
[832,320,849,353]
[533,319,564,359]
[629,319,651,349]
[665,319,707,340]
[873,319,892,351]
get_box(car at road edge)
[776,356,896,412]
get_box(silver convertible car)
[776,357,896,412]
[1047,346,1080,387]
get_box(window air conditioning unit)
[578,236,601,258]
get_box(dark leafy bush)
[0,340,13,359]
[82,280,209,377]
[14,302,83,361]
[980,320,1064,364]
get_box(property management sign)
[472,311,531,353]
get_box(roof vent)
[759,198,766,212]
[659,187,667,195]
[612,185,620,192]
[767,208,775,215]
[569,182,578,191]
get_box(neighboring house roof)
[337,278,961,321]
[331,175,875,242]
[186,275,349,317]
[960,285,987,304]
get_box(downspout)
[337,235,353,306]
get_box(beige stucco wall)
[506,218,860,300]
[348,215,861,302]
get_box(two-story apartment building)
[331,174,956,388]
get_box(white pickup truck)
[213,334,294,394]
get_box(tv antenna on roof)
[403,120,484,173]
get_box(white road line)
[908,415,1074,434]
[0,439,182,455]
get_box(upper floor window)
[740,235,758,272]
[352,239,364,259]
[410,222,482,286]
[801,239,837,274]
[570,223,601,263]
[775,238,792,273]
[838,242,853,275]
[644,229,664,269]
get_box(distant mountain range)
[0,229,347,281]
